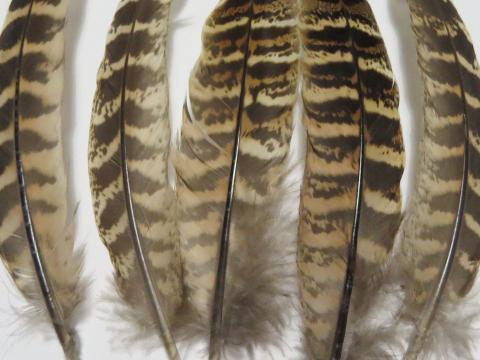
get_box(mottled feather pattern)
[0,0,83,358]
[401,0,480,358]
[174,0,299,355]
[298,0,404,357]
[0,0,478,358]
[88,0,182,353]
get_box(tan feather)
[88,0,182,357]
[0,0,84,358]
[174,0,300,357]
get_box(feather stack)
[88,0,182,357]
[174,0,299,357]
[0,0,83,358]
[400,0,480,358]
[297,0,404,358]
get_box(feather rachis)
[88,0,182,356]
[0,0,84,358]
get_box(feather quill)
[298,0,404,358]
[0,0,84,358]
[174,0,299,357]
[401,0,480,358]
[88,0,182,357]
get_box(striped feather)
[88,0,182,356]
[298,0,404,358]
[0,0,83,358]
[174,0,299,357]
[401,0,480,358]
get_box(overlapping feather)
[174,0,300,357]
[88,0,182,357]
[297,0,404,358]
[399,0,480,358]
[0,0,84,358]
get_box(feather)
[88,0,182,357]
[400,0,480,358]
[173,0,299,357]
[0,0,84,358]
[297,0,404,358]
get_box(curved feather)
[402,0,480,358]
[0,0,83,358]
[174,0,299,357]
[298,0,404,358]
[88,0,181,356]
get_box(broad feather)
[88,0,182,357]
[400,0,480,358]
[0,0,84,358]
[174,0,299,357]
[298,0,404,358]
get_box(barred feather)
[298,0,404,358]
[174,0,299,357]
[402,0,480,358]
[0,0,83,358]
[88,0,182,357]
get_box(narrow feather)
[88,0,182,356]
[0,0,84,358]
[174,0,299,356]
[298,0,404,358]
[401,0,480,358]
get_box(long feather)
[0,0,84,358]
[88,0,182,357]
[298,0,404,358]
[401,0,480,358]
[174,0,299,357]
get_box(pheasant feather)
[298,0,404,358]
[88,0,182,357]
[401,0,480,358]
[0,0,84,358]
[174,0,299,357]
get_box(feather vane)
[298,0,404,358]
[0,0,84,358]
[88,0,181,357]
[402,0,480,358]
[174,0,299,357]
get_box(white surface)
[0,0,478,359]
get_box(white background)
[0,0,478,359]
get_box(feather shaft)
[209,3,253,357]
[331,18,366,353]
